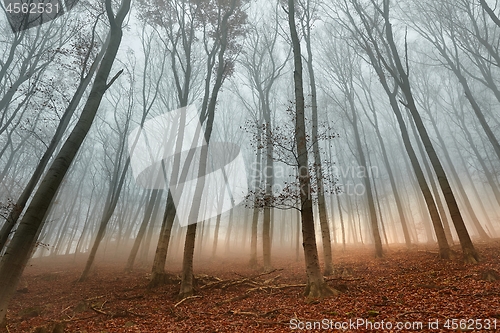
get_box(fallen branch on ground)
[216,284,306,305]
[324,277,362,282]
[174,295,202,307]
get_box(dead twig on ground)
[127,309,147,317]
[60,305,72,314]
[202,269,286,291]
[55,314,99,323]
[90,305,108,316]
[324,277,362,282]
[229,308,283,317]
[216,284,306,305]
[174,295,202,307]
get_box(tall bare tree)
[287,0,338,298]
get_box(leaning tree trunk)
[406,109,454,245]
[346,96,383,258]
[177,1,237,299]
[351,0,451,257]
[124,189,160,272]
[480,0,500,29]
[362,38,451,258]
[140,190,162,262]
[149,191,177,287]
[415,110,489,241]
[382,2,478,263]
[0,0,130,325]
[459,114,500,207]
[288,0,338,299]
[449,56,500,161]
[361,93,412,248]
[78,156,131,282]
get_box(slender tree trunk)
[140,191,162,263]
[405,110,454,244]
[454,146,496,237]
[178,0,237,299]
[480,0,500,28]
[211,191,226,257]
[241,207,251,249]
[287,0,337,298]
[262,118,273,271]
[149,191,177,287]
[361,92,411,247]
[78,156,131,281]
[224,207,235,252]
[458,114,500,207]
[450,62,500,161]
[422,111,490,240]
[295,208,300,261]
[346,96,383,257]
[249,146,262,267]
[124,189,160,272]
[303,15,334,275]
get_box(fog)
[0,0,499,327]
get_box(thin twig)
[55,314,99,322]
[127,309,146,317]
[60,305,72,313]
[324,277,362,282]
[90,305,108,316]
[174,295,202,308]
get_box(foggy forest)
[0,0,499,332]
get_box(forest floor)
[4,241,500,333]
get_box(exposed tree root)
[481,269,500,282]
[177,289,194,301]
[462,249,480,264]
[304,281,340,300]
[323,265,334,276]
[437,248,451,259]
